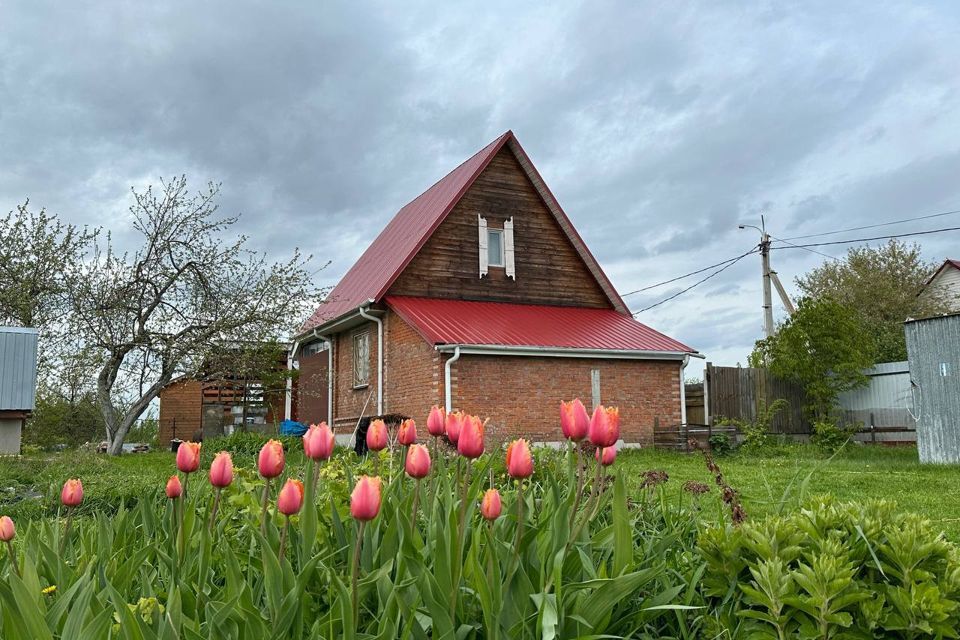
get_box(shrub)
[738,399,788,455]
[708,432,735,456]
[811,420,856,453]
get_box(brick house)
[293,131,699,445]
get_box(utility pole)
[740,215,775,339]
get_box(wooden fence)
[705,363,810,434]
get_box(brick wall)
[452,356,681,446]
[297,349,329,425]
[384,311,442,422]
[158,379,202,444]
[331,321,379,431]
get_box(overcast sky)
[3,1,959,369]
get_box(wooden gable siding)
[387,147,612,308]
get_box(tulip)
[397,418,417,446]
[350,476,382,521]
[176,441,201,474]
[165,475,182,499]
[278,479,305,516]
[445,411,463,444]
[506,439,534,479]
[481,489,502,521]
[560,399,590,441]
[258,439,285,478]
[405,444,432,479]
[303,422,335,460]
[588,405,620,448]
[366,419,388,452]
[61,478,83,507]
[207,451,233,487]
[596,445,617,466]
[457,414,485,459]
[0,516,16,576]
[427,405,446,437]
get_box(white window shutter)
[504,217,515,279]
[478,215,488,278]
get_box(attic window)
[478,215,515,279]
[487,229,504,267]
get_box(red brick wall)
[452,356,681,445]
[297,349,329,425]
[331,321,379,431]
[383,311,442,422]
[159,379,202,444]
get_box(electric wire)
[769,225,960,249]
[620,246,759,297]
[767,234,837,261]
[631,252,754,314]
[779,208,960,241]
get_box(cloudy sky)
[3,1,959,369]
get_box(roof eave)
[434,343,702,360]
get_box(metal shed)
[905,314,960,463]
[0,327,39,454]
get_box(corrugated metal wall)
[905,314,960,463]
[837,361,914,432]
[0,327,38,411]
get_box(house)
[0,327,38,454]
[919,259,960,311]
[293,131,699,445]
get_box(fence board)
[706,363,809,434]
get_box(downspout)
[680,354,690,425]
[358,304,383,416]
[316,334,333,426]
[444,345,461,414]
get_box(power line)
[770,225,960,249]
[779,208,960,241]
[632,252,753,314]
[768,234,837,261]
[620,246,759,297]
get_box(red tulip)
[427,405,446,437]
[277,479,305,516]
[304,422,335,460]
[176,441,201,473]
[595,445,617,466]
[588,405,620,448]
[366,419,388,451]
[405,444,431,478]
[505,439,534,479]
[480,489,502,521]
[457,414,485,458]
[446,411,463,444]
[209,451,234,488]
[0,516,15,542]
[61,478,84,507]
[165,475,182,499]
[258,439,285,478]
[560,399,590,441]
[397,419,417,446]
[350,476,382,521]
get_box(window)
[487,228,504,267]
[353,332,370,388]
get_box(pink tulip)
[277,479,305,516]
[350,476,382,521]
[595,445,617,466]
[405,444,431,478]
[209,451,234,488]
[61,478,84,507]
[427,405,446,437]
[258,439,285,478]
[397,419,417,446]
[506,439,534,479]
[446,411,463,444]
[303,422,336,460]
[588,405,620,448]
[176,441,201,474]
[366,419,388,451]
[480,489,502,521]
[457,414,485,459]
[560,399,590,441]
[0,516,14,542]
[165,475,182,499]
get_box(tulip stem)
[6,540,19,578]
[208,487,222,534]
[514,480,524,558]
[451,461,471,620]
[352,520,366,626]
[59,508,74,555]
[260,477,272,536]
[412,479,421,523]
[311,459,322,500]
[569,444,585,529]
[279,515,289,560]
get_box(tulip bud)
[176,441,201,474]
[165,475,182,499]
[366,419,388,452]
[457,415,485,459]
[595,445,617,466]
[258,439,285,478]
[303,422,336,460]
[405,444,431,478]
[277,479,305,516]
[480,489,502,521]
[560,399,590,441]
[0,516,15,542]
[397,419,417,446]
[505,439,534,479]
[445,411,463,444]
[427,405,446,437]
[588,405,620,448]
[350,475,382,521]
[61,478,84,507]
[209,451,234,488]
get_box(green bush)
[699,496,960,638]
[708,432,735,456]
[811,420,856,453]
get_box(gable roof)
[923,259,960,287]
[301,131,629,333]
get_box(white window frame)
[487,228,505,267]
[352,331,370,389]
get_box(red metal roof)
[386,296,696,354]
